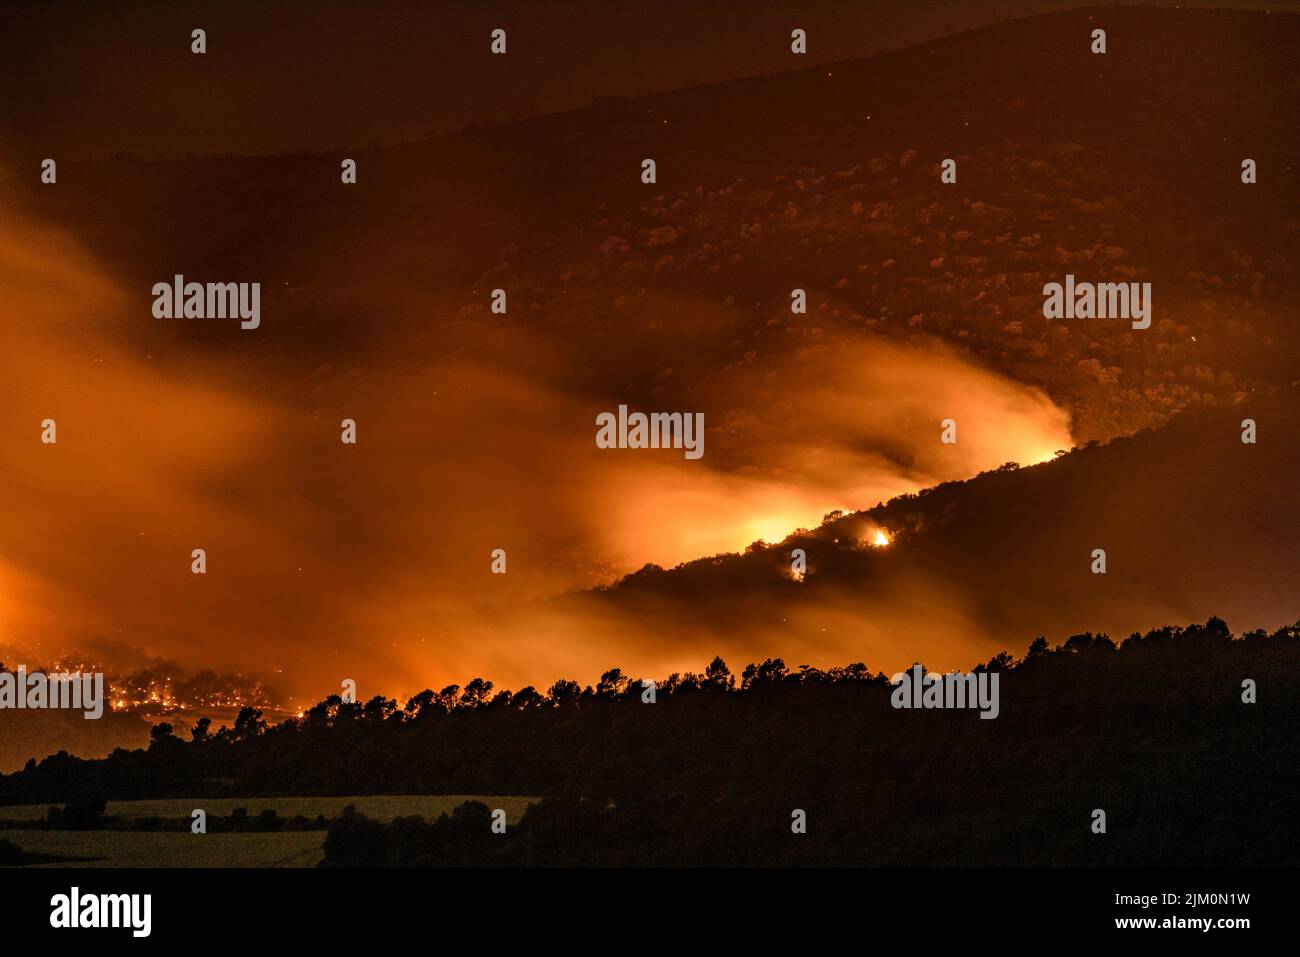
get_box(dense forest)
[2,617,1296,866]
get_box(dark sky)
[1,0,1295,163]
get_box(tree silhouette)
[2,618,1297,867]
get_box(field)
[0,795,536,867]
[4,830,327,867]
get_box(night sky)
[2,0,1294,162]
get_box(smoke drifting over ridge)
[0,211,1073,698]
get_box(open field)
[0,795,537,866]
[3,830,327,867]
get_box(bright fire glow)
[745,515,804,546]
[872,529,891,547]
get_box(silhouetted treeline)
[11,803,327,834]
[2,618,1298,866]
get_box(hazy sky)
[1,0,1296,163]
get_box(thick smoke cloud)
[0,211,1074,699]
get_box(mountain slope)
[563,397,1299,672]
[3,7,1296,443]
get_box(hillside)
[3,7,1296,445]
[3,618,1297,867]
[561,397,1299,672]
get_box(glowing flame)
[871,529,891,547]
[745,516,802,546]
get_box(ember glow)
[0,651,279,718]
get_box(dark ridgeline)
[572,399,1300,659]
[3,617,1297,867]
